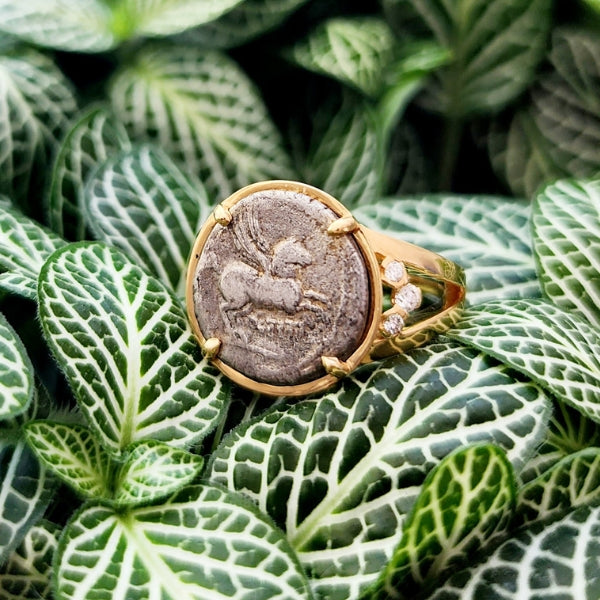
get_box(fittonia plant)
[0,1,599,599]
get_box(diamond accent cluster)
[384,260,406,283]
[382,274,423,337]
[382,313,405,336]
[394,283,422,312]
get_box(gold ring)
[186,181,465,397]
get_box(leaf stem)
[439,116,464,191]
[210,396,231,453]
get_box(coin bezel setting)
[186,180,382,397]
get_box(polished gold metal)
[201,337,222,359]
[213,204,232,226]
[322,356,352,378]
[186,180,465,397]
[327,216,359,235]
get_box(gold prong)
[214,204,232,226]
[321,356,351,378]
[202,337,222,359]
[327,216,359,235]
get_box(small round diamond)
[384,261,405,283]
[394,284,422,312]
[383,313,405,336]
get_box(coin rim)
[185,180,382,396]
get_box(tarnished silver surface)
[192,189,370,386]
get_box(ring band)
[186,181,465,397]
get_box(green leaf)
[0,1,115,52]
[385,122,430,195]
[0,205,66,300]
[429,504,600,599]
[24,423,205,507]
[0,47,78,205]
[0,313,34,420]
[84,145,210,295]
[354,195,540,305]
[47,105,131,241]
[371,445,516,600]
[533,178,600,328]
[516,448,600,528]
[113,0,245,40]
[38,242,226,455]
[184,0,310,49]
[582,0,600,13]
[487,108,561,200]
[115,439,203,507]
[298,45,448,208]
[520,401,600,483]
[409,0,553,116]
[55,484,313,600]
[287,17,396,97]
[208,343,550,599]
[449,299,600,423]
[23,421,111,500]
[109,44,295,202]
[377,42,451,143]
[300,94,382,208]
[0,520,60,600]
[488,30,600,197]
[0,436,54,563]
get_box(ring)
[186,181,465,397]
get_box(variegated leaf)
[84,146,209,295]
[114,0,244,39]
[185,0,310,49]
[354,196,540,305]
[47,105,131,241]
[539,30,600,175]
[385,122,430,195]
[0,1,115,52]
[109,44,295,203]
[516,448,600,528]
[428,504,600,600]
[0,47,78,205]
[208,343,550,599]
[56,484,313,600]
[520,401,600,483]
[487,108,561,200]
[38,242,226,455]
[371,445,516,600]
[24,422,204,508]
[377,42,450,144]
[300,94,382,208]
[449,299,600,423]
[114,439,203,507]
[287,18,396,97]
[488,30,600,197]
[299,44,447,208]
[533,178,600,328]
[0,205,66,300]
[0,313,33,420]
[0,436,54,563]
[0,520,60,600]
[23,421,111,500]
[408,0,552,116]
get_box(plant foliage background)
[0,0,599,599]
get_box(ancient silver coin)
[191,189,371,386]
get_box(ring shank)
[361,226,466,360]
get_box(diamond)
[383,313,405,336]
[394,284,422,312]
[384,261,405,283]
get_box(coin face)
[189,187,371,387]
